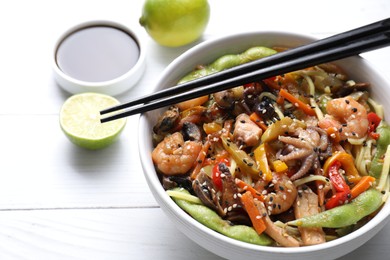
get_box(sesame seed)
[256,215,262,219]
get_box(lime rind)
[60,93,127,150]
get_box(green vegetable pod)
[178,46,277,84]
[287,189,383,228]
[369,122,390,179]
[170,188,273,246]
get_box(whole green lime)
[139,0,210,47]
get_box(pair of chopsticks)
[100,17,390,123]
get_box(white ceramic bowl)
[138,31,390,260]
[53,20,146,96]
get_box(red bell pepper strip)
[325,190,351,210]
[367,112,382,140]
[326,160,352,209]
[328,161,350,193]
[212,158,230,191]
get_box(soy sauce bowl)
[53,20,146,96]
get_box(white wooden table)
[0,0,389,259]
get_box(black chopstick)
[100,18,390,123]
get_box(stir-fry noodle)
[151,46,390,247]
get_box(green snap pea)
[287,189,383,228]
[178,46,277,84]
[170,188,273,246]
[369,122,390,179]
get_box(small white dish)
[53,20,146,96]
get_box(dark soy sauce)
[56,25,140,82]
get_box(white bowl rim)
[139,30,390,258]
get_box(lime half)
[60,93,126,150]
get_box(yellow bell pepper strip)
[261,117,306,143]
[254,143,273,182]
[323,152,361,185]
[203,122,222,135]
[272,160,288,173]
[221,136,259,177]
[279,88,316,116]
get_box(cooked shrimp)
[152,132,202,175]
[255,172,297,215]
[318,96,368,140]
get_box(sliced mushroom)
[218,163,250,225]
[153,106,180,135]
[192,171,224,216]
[182,122,202,141]
[213,86,244,109]
[162,175,192,191]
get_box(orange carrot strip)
[241,191,266,235]
[279,88,316,116]
[351,176,376,199]
[235,179,264,202]
[190,140,211,179]
[249,112,268,131]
